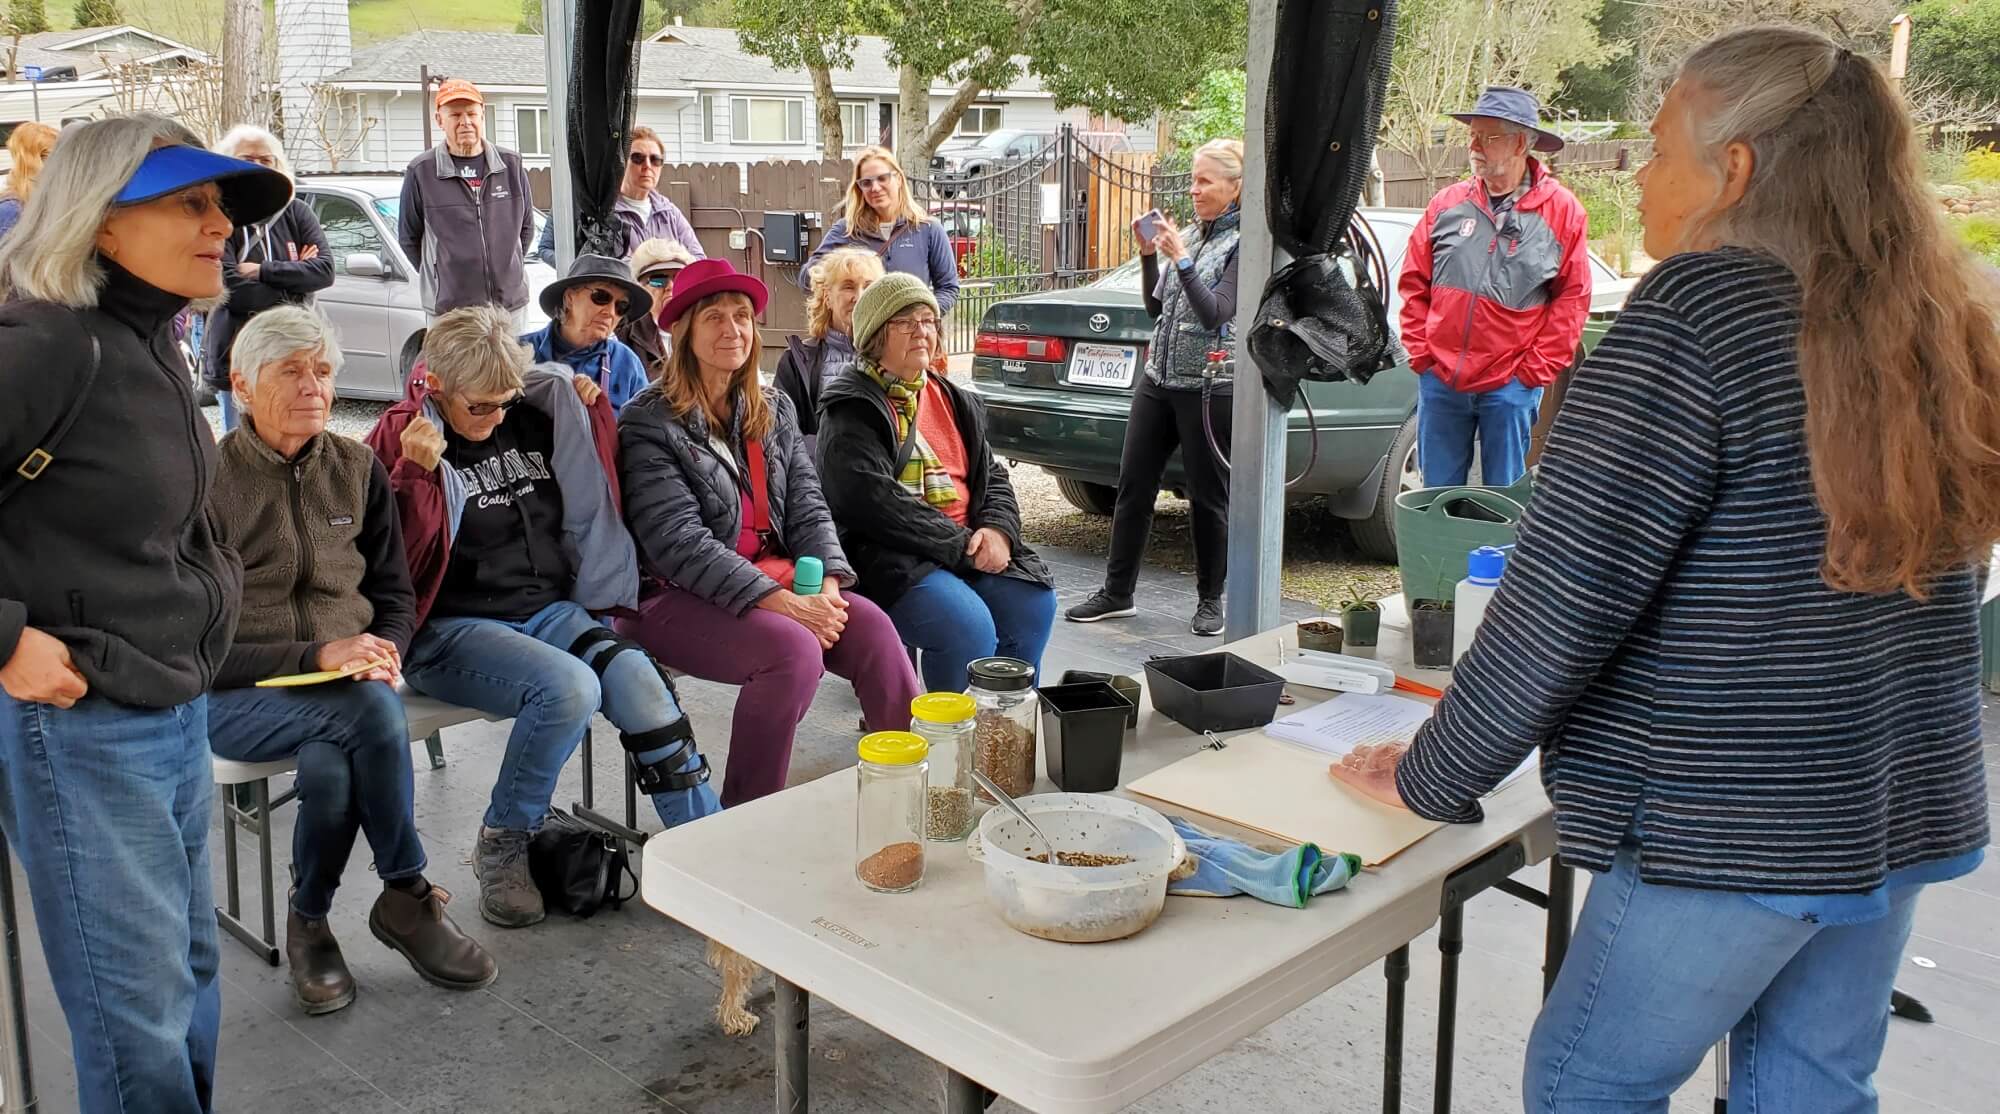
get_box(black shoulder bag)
[529,808,639,918]
[1,315,103,508]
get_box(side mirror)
[345,252,387,278]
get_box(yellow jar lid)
[910,692,976,724]
[857,731,929,765]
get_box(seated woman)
[620,237,696,371]
[617,260,919,806]
[774,246,883,453]
[365,307,718,930]
[522,253,653,414]
[207,307,494,1014]
[817,274,1057,691]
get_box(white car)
[294,175,557,400]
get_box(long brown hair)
[661,291,773,440]
[842,146,929,240]
[1680,27,2000,598]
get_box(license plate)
[1067,343,1138,388]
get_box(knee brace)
[567,627,709,794]
[568,626,680,698]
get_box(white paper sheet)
[1265,692,1433,755]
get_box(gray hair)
[214,124,293,180]
[423,306,531,396]
[0,112,203,308]
[230,305,342,391]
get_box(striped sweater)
[1395,249,1991,893]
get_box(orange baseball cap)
[434,78,484,108]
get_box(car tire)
[1056,476,1119,517]
[397,331,427,388]
[1347,413,1419,561]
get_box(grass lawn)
[44,0,516,50]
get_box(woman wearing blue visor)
[0,114,291,1114]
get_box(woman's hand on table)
[1328,742,1411,810]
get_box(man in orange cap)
[396,78,538,326]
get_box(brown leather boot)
[286,911,356,1015]
[369,882,498,991]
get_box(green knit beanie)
[851,272,940,355]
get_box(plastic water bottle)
[793,556,824,597]
[1452,546,1507,666]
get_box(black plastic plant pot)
[1410,605,1454,670]
[1297,619,1344,654]
[1142,652,1286,733]
[1061,670,1141,729]
[1341,606,1382,647]
[1037,681,1132,792]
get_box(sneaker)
[370,881,499,991]
[1191,598,1224,637]
[473,826,544,928]
[1065,590,1137,623]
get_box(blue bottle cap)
[793,555,825,595]
[1467,546,1507,583]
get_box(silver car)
[295,175,556,400]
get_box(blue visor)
[114,146,293,225]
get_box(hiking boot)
[285,911,356,1016]
[1065,590,1137,624]
[473,826,544,928]
[369,881,498,991]
[1191,598,1225,637]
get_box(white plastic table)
[642,623,1570,1114]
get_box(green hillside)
[45,0,518,52]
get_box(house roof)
[330,29,1050,99]
[1,25,205,81]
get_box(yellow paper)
[255,658,389,688]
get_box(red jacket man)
[1398,86,1591,488]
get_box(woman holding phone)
[1066,138,1243,637]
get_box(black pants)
[1104,378,1233,600]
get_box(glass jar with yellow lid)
[854,731,928,893]
[910,692,978,841]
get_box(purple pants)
[618,585,920,806]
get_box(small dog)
[707,939,764,1036]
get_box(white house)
[0,25,210,142]
[306,24,1154,175]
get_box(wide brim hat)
[656,258,769,331]
[115,145,293,226]
[540,253,654,326]
[1448,85,1565,154]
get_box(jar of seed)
[911,692,978,841]
[966,656,1038,802]
[854,731,928,893]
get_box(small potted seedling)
[1297,601,1344,654]
[1410,598,1455,669]
[1338,582,1382,649]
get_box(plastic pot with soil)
[1297,619,1344,654]
[1335,581,1382,650]
[1410,600,1455,670]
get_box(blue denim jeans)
[0,694,220,1114]
[1524,841,1921,1113]
[405,600,718,832]
[885,569,1058,692]
[206,680,427,919]
[217,391,239,432]
[1416,372,1543,488]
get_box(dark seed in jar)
[1025,851,1135,868]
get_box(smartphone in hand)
[1134,208,1166,243]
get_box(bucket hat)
[540,253,653,326]
[1448,86,1564,154]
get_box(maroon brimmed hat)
[656,258,769,331]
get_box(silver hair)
[213,124,293,180]
[423,306,531,396]
[0,112,204,308]
[230,305,343,392]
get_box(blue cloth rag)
[1166,816,1362,908]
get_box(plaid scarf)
[861,361,960,508]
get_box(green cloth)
[860,361,959,507]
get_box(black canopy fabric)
[1246,0,1401,407]
[566,0,646,260]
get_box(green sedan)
[966,208,1632,559]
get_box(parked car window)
[308,193,388,277]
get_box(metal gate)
[905,125,1191,354]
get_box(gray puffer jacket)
[617,385,854,615]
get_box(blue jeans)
[1524,842,1920,1113]
[886,569,1058,692]
[405,600,718,832]
[218,390,239,432]
[206,680,427,919]
[0,695,220,1114]
[1416,372,1543,488]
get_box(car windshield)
[372,197,398,221]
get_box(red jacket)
[1397,159,1592,393]
[364,360,631,628]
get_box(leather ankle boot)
[286,911,356,1015]
[369,883,499,991]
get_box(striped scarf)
[861,362,959,508]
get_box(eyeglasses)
[642,275,673,290]
[587,288,631,315]
[1466,130,1520,147]
[856,171,899,191]
[460,392,524,417]
[239,153,278,167]
[628,152,665,168]
[888,314,940,335]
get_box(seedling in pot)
[1338,581,1384,647]
[1410,598,1455,669]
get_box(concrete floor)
[6,543,1996,1113]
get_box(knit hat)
[851,272,939,354]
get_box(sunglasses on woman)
[629,152,665,168]
[642,275,673,290]
[587,288,631,315]
[461,393,525,417]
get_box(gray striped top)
[1396,249,1990,893]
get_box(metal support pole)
[541,0,578,272]
[1223,0,1284,642]
[1433,904,1465,1114]
[1382,945,1409,1114]
[1543,862,1575,999]
[419,65,433,151]
[774,976,809,1114]
[0,832,36,1112]
[939,1066,985,1113]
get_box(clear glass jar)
[911,692,978,841]
[967,656,1037,802]
[854,731,928,893]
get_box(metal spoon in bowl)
[969,769,1058,864]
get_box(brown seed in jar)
[858,841,925,889]
[925,786,974,839]
[974,711,1035,799]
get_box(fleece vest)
[211,425,376,646]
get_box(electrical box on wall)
[762,212,808,264]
